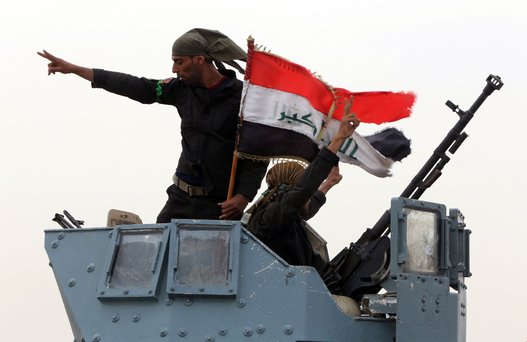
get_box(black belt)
[173,176,208,197]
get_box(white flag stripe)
[243,83,326,139]
[241,82,393,177]
[320,119,393,177]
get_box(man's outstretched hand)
[37,50,94,81]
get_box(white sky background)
[1,0,525,340]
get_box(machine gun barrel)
[53,213,75,229]
[63,210,84,228]
[52,210,85,229]
[358,74,503,245]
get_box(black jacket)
[247,147,339,270]
[92,69,266,199]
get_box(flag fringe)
[237,151,310,168]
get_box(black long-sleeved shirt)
[91,68,267,200]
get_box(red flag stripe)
[334,88,416,123]
[250,51,334,115]
[249,51,415,124]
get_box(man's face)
[171,55,203,85]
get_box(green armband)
[155,80,163,102]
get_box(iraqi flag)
[237,42,415,177]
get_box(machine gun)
[324,74,504,299]
[52,210,84,229]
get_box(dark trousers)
[156,184,224,223]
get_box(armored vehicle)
[45,75,502,342]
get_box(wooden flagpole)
[226,35,255,200]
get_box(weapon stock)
[325,74,503,298]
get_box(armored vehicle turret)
[45,197,470,342]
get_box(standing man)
[38,28,267,222]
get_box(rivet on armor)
[283,325,293,335]
[243,327,253,336]
[236,299,246,308]
[256,324,265,334]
